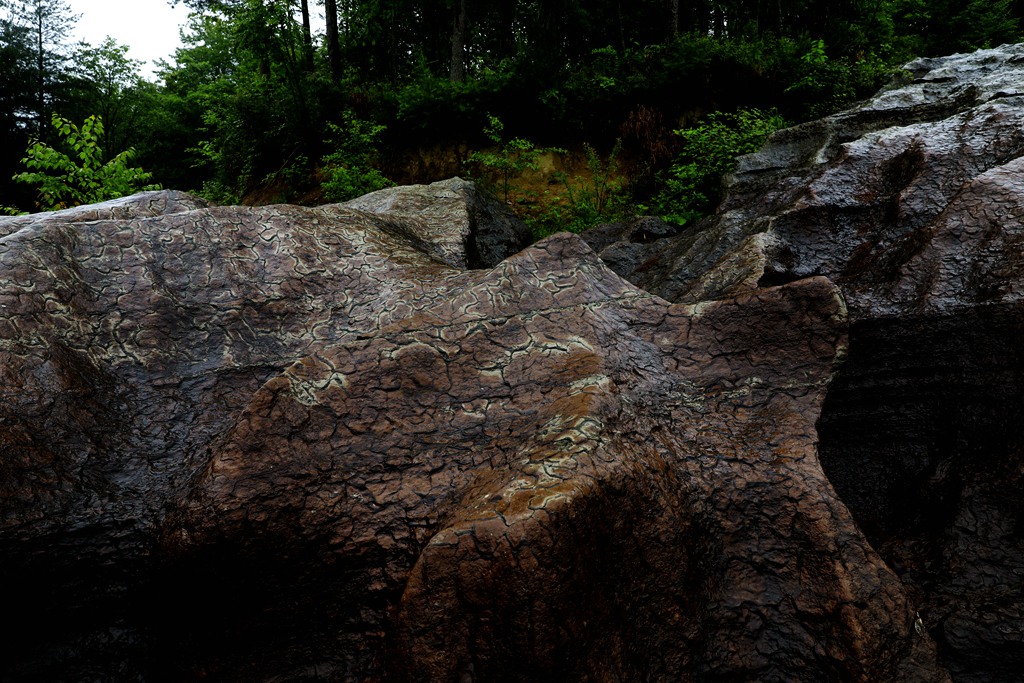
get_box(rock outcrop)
[7,44,1024,683]
[589,44,1024,683]
[341,177,532,269]
[3,179,941,681]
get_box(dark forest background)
[2,0,1022,234]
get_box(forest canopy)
[1,0,1022,231]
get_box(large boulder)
[601,44,1024,682]
[1,184,943,680]
[341,176,532,269]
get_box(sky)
[66,0,193,79]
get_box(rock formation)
[1,179,941,681]
[5,44,1024,682]
[341,177,532,269]
[0,183,531,681]
[587,44,1024,683]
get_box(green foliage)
[647,108,788,227]
[4,0,1024,213]
[71,37,147,155]
[388,62,515,145]
[953,0,1021,51]
[469,114,558,202]
[512,141,629,240]
[3,0,81,133]
[320,110,392,202]
[542,140,626,235]
[784,39,900,119]
[164,5,325,201]
[13,113,158,210]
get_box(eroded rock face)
[604,44,1024,682]
[341,176,532,269]
[581,215,681,281]
[1,187,943,680]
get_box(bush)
[646,108,787,227]
[468,114,557,202]
[13,113,158,211]
[320,111,393,202]
[784,39,896,119]
[548,140,627,233]
[511,141,629,241]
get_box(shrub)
[646,108,787,227]
[13,113,158,211]
[320,111,393,202]
[552,140,627,231]
[469,114,559,203]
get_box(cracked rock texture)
[10,41,1024,681]
[0,177,945,681]
[592,44,1024,683]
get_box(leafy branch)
[13,113,158,211]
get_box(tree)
[2,0,80,136]
[450,0,467,83]
[952,0,1020,51]
[157,2,323,200]
[0,8,34,129]
[71,37,147,156]
[325,0,342,82]
[298,0,313,71]
[0,12,36,208]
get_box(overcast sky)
[66,0,192,79]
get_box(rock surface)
[341,176,532,269]
[9,43,1024,683]
[599,44,1024,682]
[580,215,681,281]
[2,183,944,681]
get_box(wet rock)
[612,44,1024,682]
[1,183,943,680]
[0,189,209,239]
[580,215,681,282]
[341,176,532,269]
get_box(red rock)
[1,187,943,680]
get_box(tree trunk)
[299,0,314,71]
[669,0,679,38]
[450,0,466,83]
[695,0,710,35]
[618,0,626,51]
[325,0,342,83]
[498,0,516,59]
[36,8,44,134]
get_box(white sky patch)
[66,0,192,79]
